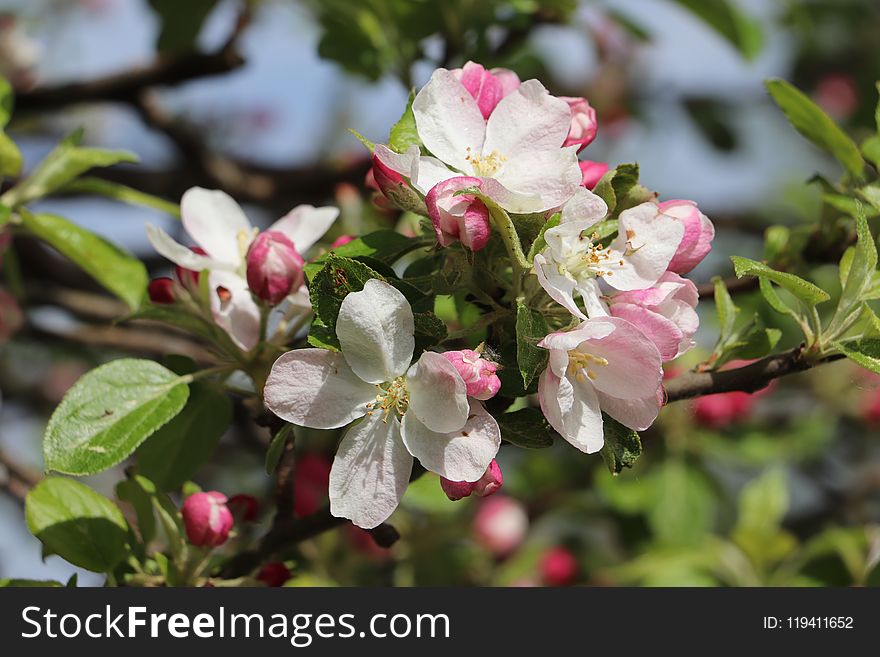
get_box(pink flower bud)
[147,277,175,304]
[692,391,756,429]
[369,153,424,212]
[330,235,355,249]
[257,562,291,587]
[441,349,501,400]
[579,160,609,189]
[246,230,305,305]
[540,546,578,586]
[174,246,207,289]
[227,494,260,522]
[452,61,518,119]
[182,491,234,547]
[0,288,24,344]
[814,74,858,121]
[293,452,331,517]
[426,177,491,251]
[560,97,598,151]
[473,496,528,556]
[441,459,504,501]
[863,390,880,425]
[658,200,715,274]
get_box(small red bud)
[147,277,175,304]
[245,231,305,305]
[182,491,233,547]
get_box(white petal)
[560,187,608,224]
[269,205,340,253]
[605,203,685,291]
[208,270,261,351]
[595,391,660,432]
[180,187,252,267]
[483,80,572,159]
[405,351,468,433]
[489,147,582,213]
[534,253,586,320]
[538,369,604,453]
[401,400,500,482]
[145,224,231,271]
[412,68,486,172]
[411,156,458,195]
[577,277,611,318]
[336,279,414,384]
[329,414,413,529]
[264,348,376,429]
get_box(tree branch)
[696,275,758,299]
[0,450,40,505]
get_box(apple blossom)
[245,230,305,305]
[560,97,598,151]
[441,459,503,501]
[451,61,521,119]
[147,277,175,305]
[538,317,664,453]
[579,160,609,189]
[534,199,684,320]
[375,68,582,214]
[441,348,501,400]
[473,496,529,556]
[182,491,234,547]
[606,271,699,361]
[425,176,491,250]
[658,199,715,274]
[146,187,338,350]
[264,279,501,528]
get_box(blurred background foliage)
[1,0,879,586]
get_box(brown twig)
[0,450,41,505]
[696,275,759,299]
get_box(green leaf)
[731,255,829,305]
[0,131,22,178]
[309,253,385,331]
[305,230,420,281]
[600,415,642,474]
[62,177,180,218]
[759,277,798,319]
[25,477,129,573]
[43,359,190,476]
[470,191,530,270]
[515,300,549,388]
[592,163,651,216]
[861,135,880,168]
[0,76,13,127]
[389,89,421,153]
[671,0,762,59]
[723,318,782,364]
[348,128,375,152]
[648,461,716,546]
[0,579,65,588]
[735,468,788,535]
[136,382,231,491]
[765,78,865,179]
[496,408,556,449]
[148,0,219,53]
[265,424,293,475]
[840,210,878,307]
[833,338,880,375]
[20,211,148,309]
[4,134,137,207]
[526,212,561,263]
[713,276,738,341]
[413,310,447,351]
[307,317,340,351]
[116,475,157,545]
[122,305,229,345]
[857,185,880,212]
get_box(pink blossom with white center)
[425,176,491,251]
[440,459,503,501]
[451,61,521,119]
[538,317,663,453]
[658,199,715,274]
[473,496,529,556]
[264,280,501,529]
[607,272,699,361]
[146,187,338,350]
[579,160,609,189]
[375,69,582,214]
[534,199,684,320]
[441,348,501,400]
[560,97,598,151]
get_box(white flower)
[146,187,338,350]
[374,69,583,214]
[264,280,501,529]
[534,199,684,320]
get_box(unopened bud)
[560,97,598,151]
[174,246,207,289]
[246,230,305,305]
[147,277,175,305]
[440,459,503,501]
[539,546,578,586]
[182,491,234,547]
[257,562,291,587]
[227,494,260,522]
[579,160,609,190]
[441,349,500,400]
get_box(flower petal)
[483,79,572,159]
[269,205,340,253]
[534,253,586,320]
[594,391,660,431]
[406,351,469,433]
[207,270,261,351]
[411,155,458,195]
[264,348,376,429]
[609,303,684,362]
[488,147,582,213]
[329,413,413,529]
[538,369,604,453]
[336,279,414,384]
[401,400,500,481]
[412,68,486,172]
[145,224,231,272]
[181,187,252,267]
[560,187,608,224]
[605,203,684,291]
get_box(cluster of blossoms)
[146,62,715,531]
